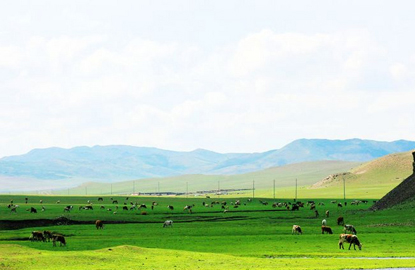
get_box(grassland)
[1,194,415,269]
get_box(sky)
[1,1,415,157]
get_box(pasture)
[0,195,415,269]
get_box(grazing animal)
[122,206,128,211]
[315,210,319,218]
[337,203,343,208]
[64,205,73,212]
[43,231,53,242]
[325,210,330,218]
[28,207,37,213]
[184,205,193,213]
[292,225,302,235]
[98,197,104,202]
[344,224,357,234]
[95,220,104,229]
[163,220,173,228]
[30,231,45,242]
[112,200,118,204]
[52,234,66,247]
[321,225,333,234]
[337,216,345,226]
[322,219,327,226]
[10,206,18,213]
[167,205,174,211]
[339,234,362,250]
[83,205,93,210]
[39,200,43,204]
[291,204,299,211]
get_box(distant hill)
[308,150,414,198]
[54,160,360,196]
[0,139,414,189]
[370,152,415,210]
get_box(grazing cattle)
[339,234,362,250]
[344,224,357,234]
[325,210,330,218]
[112,200,118,204]
[52,234,66,247]
[315,210,319,218]
[292,225,302,235]
[337,216,344,226]
[337,203,343,208]
[10,206,18,213]
[139,204,147,209]
[322,219,327,226]
[98,197,104,202]
[28,207,37,213]
[43,231,53,242]
[56,200,60,204]
[321,225,333,234]
[163,220,173,228]
[83,205,93,210]
[95,220,104,229]
[167,205,174,211]
[184,205,193,213]
[310,204,316,210]
[291,204,299,211]
[122,206,128,211]
[39,200,43,204]
[41,206,45,212]
[30,231,45,242]
[63,205,73,212]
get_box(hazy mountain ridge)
[0,139,414,182]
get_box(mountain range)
[1,138,414,185]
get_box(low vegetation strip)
[1,245,415,270]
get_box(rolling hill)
[1,139,414,191]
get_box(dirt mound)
[370,151,415,211]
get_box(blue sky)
[1,1,415,157]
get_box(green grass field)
[1,194,415,269]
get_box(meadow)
[0,194,415,269]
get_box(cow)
[291,204,299,211]
[112,200,118,204]
[315,210,319,218]
[43,231,53,242]
[337,216,344,226]
[339,234,362,250]
[95,220,104,229]
[321,225,333,234]
[337,203,343,208]
[98,197,104,202]
[292,225,302,235]
[344,224,357,234]
[83,205,93,210]
[167,205,174,211]
[10,206,18,213]
[322,219,327,226]
[122,206,128,211]
[184,205,193,213]
[52,234,66,247]
[325,210,330,218]
[30,231,45,242]
[163,220,173,228]
[27,207,37,213]
[64,205,73,212]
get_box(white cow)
[163,220,173,228]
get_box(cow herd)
[8,196,367,250]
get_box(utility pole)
[343,175,346,201]
[252,180,255,199]
[295,178,298,202]
[273,179,276,199]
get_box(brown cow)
[339,234,362,250]
[30,231,45,242]
[52,234,66,247]
[337,216,344,225]
[95,220,104,229]
[321,225,333,234]
[43,230,53,242]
